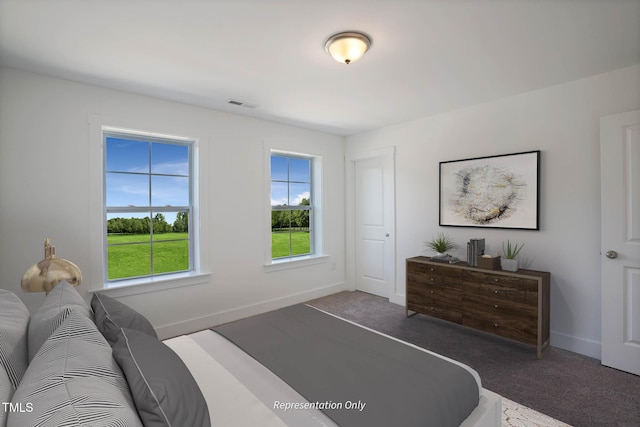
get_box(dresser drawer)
[407,301,462,324]
[464,270,538,292]
[463,315,537,345]
[407,283,462,308]
[408,280,461,299]
[463,281,538,306]
[463,293,537,321]
[407,262,464,281]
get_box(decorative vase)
[500,257,518,272]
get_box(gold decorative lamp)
[21,238,82,295]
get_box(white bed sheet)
[165,328,501,427]
[164,333,289,427]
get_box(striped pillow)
[27,281,92,361]
[8,311,143,427]
[0,290,30,390]
[0,366,11,427]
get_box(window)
[104,131,193,282]
[270,154,313,259]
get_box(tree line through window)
[106,212,189,234]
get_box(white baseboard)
[378,295,602,360]
[550,330,601,360]
[156,282,347,340]
[389,293,405,306]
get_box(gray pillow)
[91,292,156,345]
[0,290,30,389]
[8,311,143,427]
[27,281,92,361]
[111,328,211,427]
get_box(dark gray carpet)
[306,291,640,427]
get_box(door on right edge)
[600,110,640,376]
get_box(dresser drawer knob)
[430,268,434,272]
[430,290,434,294]
[430,278,434,282]
[493,323,499,328]
[494,304,499,308]
[494,278,499,282]
[494,290,499,294]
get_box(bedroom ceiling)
[0,0,638,135]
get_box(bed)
[1,282,501,427]
[167,305,502,427]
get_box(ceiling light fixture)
[324,31,372,65]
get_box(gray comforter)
[213,304,479,427]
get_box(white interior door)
[600,109,640,376]
[354,154,394,298]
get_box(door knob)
[605,250,618,259]
[385,232,390,237]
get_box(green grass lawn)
[272,231,310,258]
[108,231,309,279]
[107,233,189,280]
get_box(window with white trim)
[104,130,194,282]
[270,154,314,259]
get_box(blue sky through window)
[271,155,310,206]
[106,137,189,225]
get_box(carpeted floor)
[306,291,640,427]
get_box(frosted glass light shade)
[324,32,371,64]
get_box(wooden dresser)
[406,256,550,358]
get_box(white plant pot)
[500,257,519,272]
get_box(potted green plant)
[501,240,524,271]
[426,232,456,257]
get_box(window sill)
[264,255,329,272]
[89,271,211,297]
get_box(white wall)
[0,67,346,338]
[346,65,640,358]
[3,64,639,358]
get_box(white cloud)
[270,192,310,207]
[152,161,189,176]
[271,197,288,206]
[292,191,310,205]
[127,161,189,175]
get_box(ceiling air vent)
[227,99,258,109]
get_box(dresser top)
[407,256,550,279]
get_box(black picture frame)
[439,150,540,230]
